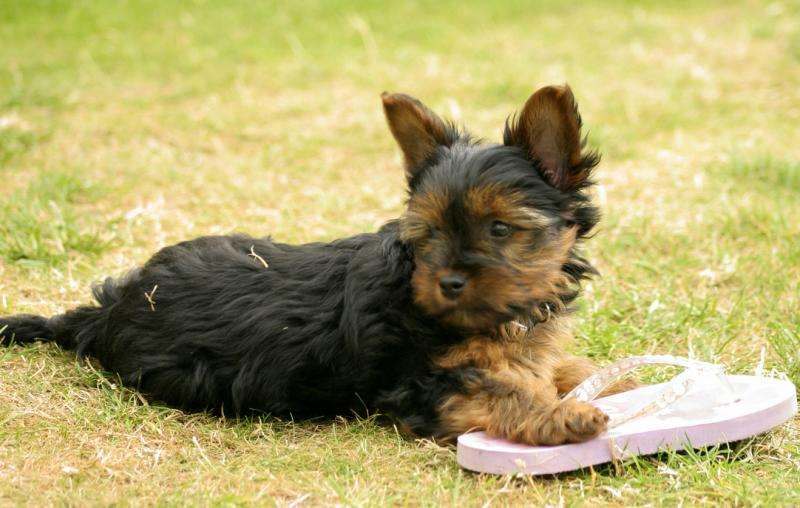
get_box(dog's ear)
[504,85,598,192]
[382,92,457,177]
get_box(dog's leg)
[433,366,608,446]
[399,337,608,446]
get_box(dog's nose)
[439,275,466,299]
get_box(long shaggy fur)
[1,85,622,444]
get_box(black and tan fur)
[0,85,632,445]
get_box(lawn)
[1,0,799,505]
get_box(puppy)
[1,85,621,445]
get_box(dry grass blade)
[248,245,269,268]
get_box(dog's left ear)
[504,85,598,192]
[382,92,457,178]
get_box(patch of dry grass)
[1,0,799,505]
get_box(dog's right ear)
[382,92,457,178]
[504,85,598,192]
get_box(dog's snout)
[439,274,466,299]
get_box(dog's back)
[1,229,413,416]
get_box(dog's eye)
[490,221,512,238]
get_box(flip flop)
[457,355,797,475]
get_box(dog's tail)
[1,277,120,357]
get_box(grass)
[1,0,799,505]
[0,171,113,267]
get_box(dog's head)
[383,86,600,333]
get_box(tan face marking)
[399,188,450,243]
[402,183,577,332]
[463,187,551,230]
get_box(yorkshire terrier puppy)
[1,85,628,445]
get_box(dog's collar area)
[512,321,530,332]
[511,301,556,332]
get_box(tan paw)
[557,398,609,442]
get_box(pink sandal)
[457,355,797,475]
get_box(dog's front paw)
[530,398,608,445]
[558,398,609,442]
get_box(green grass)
[0,171,114,267]
[1,0,799,505]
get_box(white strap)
[565,355,730,428]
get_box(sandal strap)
[565,355,728,427]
